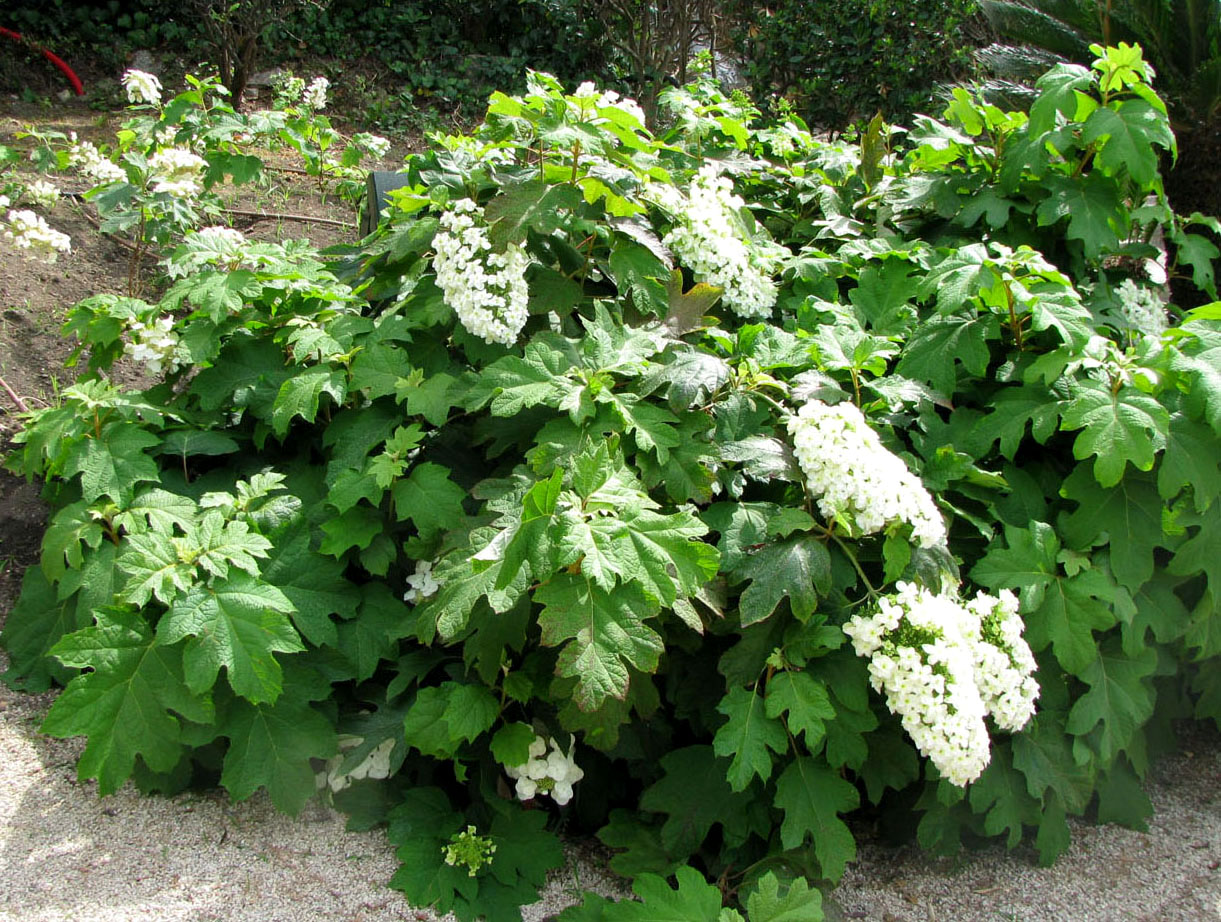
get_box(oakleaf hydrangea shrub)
[3,49,1221,921]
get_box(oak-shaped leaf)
[158,575,303,703]
[43,608,214,795]
[219,693,336,814]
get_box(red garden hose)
[0,27,85,96]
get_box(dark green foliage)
[728,0,982,130]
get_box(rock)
[128,49,159,74]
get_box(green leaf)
[974,385,1062,459]
[1060,380,1168,487]
[1058,467,1164,593]
[1064,639,1156,763]
[219,694,337,814]
[590,867,725,922]
[639,746,755,860]
[895,314,995,394]
[399,370,465,426]
[64,424,161,505]
[1158,412,1221,510]
[43,609,213,795]
[490,722,536,767]
[319,504,384,557]
[261,522,358,648]
[537,574,663,711]
[336,583,411,681]
[349,342,413,400]
[849,260,916,334]
[159,575,303,703]
[968,746,1041,848]
[1034,173,1127,259]
[271,367,347,438]
[611,508,720,605]
[392,462,469,541]
[442,682,500,744]
[773,756,859,880]
[713,686,788,791]
[664,269,724,334]
[484,180,584,249]
[117,531,196,607]
[737,538,831,625]
[765,669,835,750]
[1096,758,1152,830]
[0,566,89,691]
[113,488,198,535]
[1012,713,1095,813]
[745,873,824,922]
[1081,99,1173,187]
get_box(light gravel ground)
[1,658,1218,922]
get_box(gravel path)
[2,658,1218,922]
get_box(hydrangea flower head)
[787,398,946,546]
[122,68,162,105]
[302,76,330,111]
[403,559,441,604]
[3,209,71,262]
[432,199,530,345]
[844,582,1039,786]
[126,315,181,376]
[68,140,128,185]
[148,146,206,198]
[659,164,781,318]
[24,180,60,209]
[1115,278,1167,338]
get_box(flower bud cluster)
[402,559,440,604]
[317,735,396,793]
[67,138,128,186]
[843,582,1039,786]
[3,209,71,262]
[786,398,946,547]
[504,734,584,805]
[1114,278,1167,338]
[302,76,330,112]
[148,146,207,198]
[122,68,162,106]
[443,826,496,877]
[126,315,181,376]
[660,164,781,318]
[433,199,530,345]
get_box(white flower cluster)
[660,165,780,318]
[352,132,392,159]
[843,582,1039,786]
[122,68,162,105]
[24,179,60,209]
[1115,278,1167,338]
[786,398,947,547]
[302,76,330,111]
[67,137,128,185]
[3,209,71,262]
[126,315,181,376]
[433,199,530,345]
[402,559,440,603]
[317,735,396,793]
[148,146,207,198]
[962,589,1040,732]
[504,734,584,805]
[570,81,648,124]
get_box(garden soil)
[2,100,1220,922]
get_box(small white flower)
[24,179,60,209]
[68,140,128,185]
[3,209,71,262]
[303,76,330,111]
[122,68,162,105]
[403,559,441,603]
[505,733,584,805]
[1115,278,1167,338]
[126,314,181,376]
[353,132,392,159]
